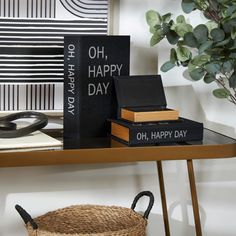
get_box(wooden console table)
[0,128,236,236]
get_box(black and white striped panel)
[0,18,107,84]
[0,48,64,83]
[59,0,108,18]
[0,0,56,18]
[0,0,109,111]
[0,83,63,111]
[0,18,107,37]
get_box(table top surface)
[0,128,235,168]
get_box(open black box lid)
[113,75,167,109]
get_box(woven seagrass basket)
[15,191,154,236]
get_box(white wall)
[1,1,236,236]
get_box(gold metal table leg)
[187,159,202,236]
[157,161,171,236]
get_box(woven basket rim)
[30,221,148,236]
[30,204,147,235]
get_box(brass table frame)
[0,129,236,236]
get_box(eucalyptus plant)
[146,0,236,105]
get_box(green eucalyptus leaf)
[193,24,209,44]
[170,48,177,64]
[149,25,161,34]
[231,28,236,39]
[162,13,172,23]
[183,32,199,47]
[211,55,224,60]
[229,52,236,58]
[166,30,180,44]
[215,0,225,4]
[181,0,195,14]
[189,68,205,81]
[204,73,216,83]
[172,23,193,37]
[229,10,236,19]
[176,46,191,61]
[226,40,235,49]
[191,54,210,67]
[229,73,236,88]
[162,23,170,34]
[228,17,236,27]
[215,37,231,47]
[146,10,162,27]
[213,88,231,98]
[220,0,233,4]
[229,38,236,49]
[198,40,213,54]
[224,5,236,18]
[149,26,156,34]
[222,22,233,34]
[150,31,164,46]
[210,28,225,42]
[223,61,233,73]
[160,61,176,72]
[188,61,196,71]
[176,15,186,23]
[206,21,218,32]
[149,26,155,34]
[205,63,221,75]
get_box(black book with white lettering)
[110,118,203,146]
[64,35,130,149]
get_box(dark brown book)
[110,118,203,146]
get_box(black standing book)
[64,35,130,149]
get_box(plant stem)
[227,98,236,105]
[197,0,221,23]
[223,74,236,104]
[216,78,236,105]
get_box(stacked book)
[110,75,203,146]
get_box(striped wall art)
[0,0,109,112]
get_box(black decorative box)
[113,75,179,122]
[111,75,204,146]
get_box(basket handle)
[131,191,154,219]
[15,205,38,230]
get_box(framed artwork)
[0,0,115,114]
